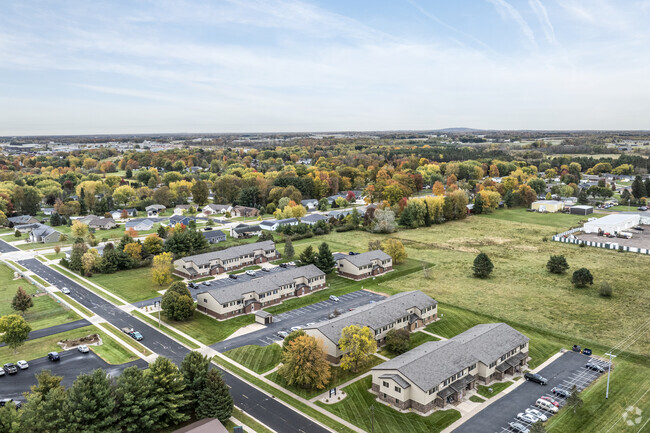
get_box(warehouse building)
[583,213,640,234]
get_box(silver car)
[61,287,71,294]
[525,408,548,422]
[77,345,90,353]
[516,412,538,424]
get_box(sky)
[1,0,650,135]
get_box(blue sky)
[1,0,649,135]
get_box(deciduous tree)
[123,242,142,260]
[385,328,410,355]
[151,252,174,286]
[143,234,164,255]
[71,220,89,238]
[382,239,407,264]
[11,287,33,315]
[339,325,377,372]
[278,335,331,390]
[0,314,31,353]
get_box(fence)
[552,228,650,255]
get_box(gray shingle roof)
[372,323,529,392]
[125,218,154,229]
[306,291,437,344]
[301,214,328,223]
[8,215,36,224]
[203,230,226,240]
[201,264,324,304]
[180,240,276,267]
[336,250,392,268]
[379,374,411,389]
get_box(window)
[382,381,389,388]
[203,299,207,303]
[394,386,401,393]
[469,363,476,371]
[490,361,497,368]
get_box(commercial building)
[371,323,529,413]
[583,213,641,234]
[304,291,437,362]
[531,200,564,213]
[197,265,325,319]
[173,240,279,279]
[333,250,393,280]
[569,205,593,216]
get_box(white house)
[125,218,155,232]
[146,204,166,217]
[203,204,232,215]
[258,218,299,231]
[301,199,319,210]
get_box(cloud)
[486,0,537,47]
[528,0,557,45]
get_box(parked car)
[0,399,21,409]
[277,331,289,338]
[586,362,606,373]
[47,352,60,361]
[131,331,144,341]
[290,326,304,332]
[0,368,5,377]
[2,363,17,375]
[637,206,648,211]
[516,413,538,424]
[572,345,581,352]
[61,287,71,294]
[305,322,316,327]
[525,408,548,422]
[188,282,197,289]
[245,270,256,276]
[229,274,238,279]
[582,348,592,356]
[551,387,570,398]
[540,395,560,407]
[524,372,548,385]
[329,295,340,302]
[279,263,288,268]
[261,268,270,272]
[202,281,211,286]
[16,360,28,370]
[78,345,89,353]
[509,421,530,433]
[536,398,559,413]
[632,227,644,231]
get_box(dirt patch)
[58,334,102,350]
[402,239,480,254]
[512,245,538,252]
[448,236,511,246]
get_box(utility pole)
[605,352,617,399]
[370,405,374,433]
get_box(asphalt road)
[18,258,332,433]
[1,350,147,401]
[453,351,605,433]
[0,319,90,348]
[213,289,385,352]
[0,239,19,253]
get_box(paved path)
[0,318,90,348]
[17,258,332,433]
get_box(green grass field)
[316,376,461,433]
[87,267,180,303]
[224,344,282,374]
[52,265,126,306]
[159,311,255,345]
[469,395,485,403]
[476,381,513,398]
[0,324,137,365]
[0,264,78,330]
[43,252,66,260]
[378,331,440,359]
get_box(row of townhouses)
[334,250,393,280]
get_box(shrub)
[385,329,410,355]
[546,255,569,274]
[599,281,612,297]
[571,268,593,288]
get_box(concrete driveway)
[453,351,610,433]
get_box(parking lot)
[576,224,650,249]
[454,351,610,433]
[211,289,385,352]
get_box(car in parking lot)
[524,372,547,385]
[290,326,304,332]
[279,263,288,268]
[261,268,270,272]
[47,352,60,361]
[61,287,71,294]
[229,274,238,279]
[16,360,28,370]
[0,399,21,409]
[516,412,538,424]
[586,362,606,373]
[277,330,289,338]
[188,282,197,289]
[245,270,256,276]
[78,345,89,353]
[536,398,559,413]
[329,295,340,302]
[0,368,5,377]
[582,348,592,356]
[2,363,17,375]
[638,206,648,211]
[551,387,570,398]
[525,408,548,422]
[508,421,529,433]
[539,395,560,407]
[305,322,316,327]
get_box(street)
[0,239,19,253]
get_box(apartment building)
[304,291,437,362]
[334,250,393,280]
[371,323,529,413]
[197,265,326,319]
[173,240,279,279]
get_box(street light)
[605,352,617,399]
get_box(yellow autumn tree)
[151,252,174,286]
[71,220,89,238]
[278,335,331,390]
[382,238,407,264]
[339,325,377,372]
[124,242,142,260]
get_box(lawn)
[316,376,461,433]
[43,251,66,260]
[477,208,594,229]
[469,395,485,403]
[159,311,255,345]
[268,355,384,399]
[224,344,282,374]
[52,265,126,306]
[378,331,440,359]
[229,264,262,275]
[476,381,513,398]
[131,310,200,349]
[0,264,78,330]
[0,324,137,365]
[30,274,50,287]
[87,267,181,303]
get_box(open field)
[88,266,181,303]
[224,344,282,374]
[316,376,461,433]
[159,310,255,345]
[0,324,137,365]
[0,264,78,330]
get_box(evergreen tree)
[115,366,162,433]
[180,352,211,414]
[631,175,646,200]
[50,212,62,227]
[398,205,414,227]
[150,357,189,429]
[11,286,33,315]
[577,189,589,205]
[284,237,295,259]
[195,369,233,424]
[315,242,336,273]
[546,255,569,274]
[572,268,593,288]
[349,208,361,228]
[503,190,515,208]
[63,369,119,433]
[20,371,67,433]
[473,193,484,214]
[298,245,316,265]
[472,252,494,278]
[0,399,22,433]
[126,167,133,179]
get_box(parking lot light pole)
[605,352,616,399]
[370,405,374,433]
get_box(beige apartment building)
[196,265,326,319]
[173,240,279,279]
[304,291,437,362]
[334,250,393,280]
[371,323,529,413]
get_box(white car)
[77,345,90,353]
[305,322,316,327]
[0,368,5,376]
[516,413,538,424]
[61,287,71,294]
[16,360,28,370]
[245,270,256,276]
[525,408,548,422]
[329,295,340,302]
[290,326,304,332]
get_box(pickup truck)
[122,327,144,341]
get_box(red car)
[540,396,560,407]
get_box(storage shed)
[531,200,564,213]
[255,310,273,325]
[570,205,594,216]
[583,213,640,234]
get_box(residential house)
[29,224,62,243]
[231,206,260,218]
[110,208,138,219]
[168,215,197,227]
[202,204,232,215]
[258,218,298,232]
[41,208,55,216]
[202,229,227,244]
[13,223,42,234]
[301,199,319,210]
[173,240,280,279]
[8,215,39,225]
[197,265,325,319]
[370,323,529,412]
[83,216,117,230]
[230,223,262,239]
[333,250,393,280]
[125,218,154,232]
[300,214,329,226]
[174,204,192,215]
[146,204,166,217]
[305,291,437,362]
